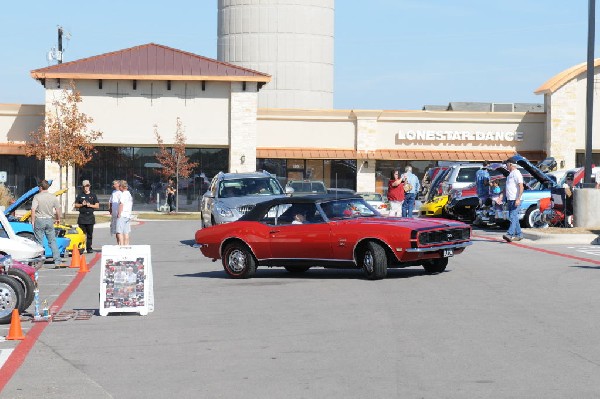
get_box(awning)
[257,148,357,159]
[0,143,27,155]
[257,147,546,162]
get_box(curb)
[522,230,600,245]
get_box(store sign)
[397,130,524,142]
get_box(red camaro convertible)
[195,195,472,280]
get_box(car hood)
[344,216,469,230]
[512,155,557,188]
[4,179,55,216]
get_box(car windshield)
[319,198,378,219]
[455,167,480,183]
[289,181,327,193]
[219,177,283,197]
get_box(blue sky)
[0,1,595,110]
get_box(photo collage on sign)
[103,257,145,309]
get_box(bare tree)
[26,81,103,212]
[154,118,198,212]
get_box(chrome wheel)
[0,279,19,322]
[363,251,374,274]
[228,249,247,273]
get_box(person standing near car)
[387,170,405,217]
[74,180,99,253]
[117,180,133,245]
[475,161,491,206]
[108,180,121,244]
[31,179,66,267]
[166,178,176,213]
[401,166,420,218]
[503,157,524,242]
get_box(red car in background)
[195,195,472,280]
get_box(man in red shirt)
[387,170,405,217]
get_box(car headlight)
[215,203,234,218]
[1,255,13,269]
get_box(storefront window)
[375,160,437,196]
[0,155,45,198]
[76,146,229,212]
[257,158,356,191]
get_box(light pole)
[584,0,595,186]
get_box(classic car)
[474,155,558,228]
[0,271,24,324]
[419,194,449,218]
[15,188,86,255]
[195,195,472,280]
[5,182,72,257]
[0,211,45,269]
[0,254,36,312]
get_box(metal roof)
[30,43,271,83]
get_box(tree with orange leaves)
[26,82,103,211]
[154,117,198,212]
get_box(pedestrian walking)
[108,180,121,244]
[503,157,524,242]
[117,180,133,245]
[166,178,176,213]
[401,166,420,218]
[74,179,99,253]
[387,169,405,216]
[30,179,66,267]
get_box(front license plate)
[442,249,454,257]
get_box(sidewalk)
[522,228,600,245]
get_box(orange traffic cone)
[70,247,81,269]
[79,253,89,273]
[6,309,24,340]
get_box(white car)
[357,192,390,216]
[0,211,45,269]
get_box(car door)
[267,204,333,260]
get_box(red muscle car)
[195,195,472,280]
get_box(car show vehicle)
[419,194,449,218]
[195,195,472,280]
[474,155,558,228]
[200,171,291,227]
[0,211,45,269]
[0,255,35,312]
[5,183,72,257]
[357,192,389,216]
[0,271,24,324]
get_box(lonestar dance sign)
[397,130,524,142]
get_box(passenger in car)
[292,213,306,224]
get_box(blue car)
[5,182,70,258]
[476,155,558,228]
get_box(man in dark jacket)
[74,180,99,253]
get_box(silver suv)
[439,163,483,195]
[201,171,288,227]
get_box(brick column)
[546,82,577,169]
[230,82,258,173]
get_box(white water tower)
[217,0,334,109]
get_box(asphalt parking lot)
[1,219,600,398]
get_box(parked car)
[424,167,451,203]
[357,192,389,216]
[439,163,483,195]
[326,188,356,196]
[0,254,36,312]
[475,155,558,228]
[0,269,24,324]
[419,195,449,218]
[195,195,472,279]
[5,184,72,257]
[200,171,290,227]
[286,180,327,195]
[0,211,45,270]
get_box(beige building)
[0,43,597,211]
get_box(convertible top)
[239,194,361,221]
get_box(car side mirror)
[285,187,295,195]
[204,191,214,198]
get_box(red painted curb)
[0,252,102,392]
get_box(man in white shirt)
[117,180,134,245]
[503,157,524,242]
[108,180,121,244]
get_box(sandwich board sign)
[99,245,154,316]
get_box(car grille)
[418,228,470,245]
[237,204,256,215]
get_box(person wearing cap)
[74,179,99,253]
[503,157,524,242]
[31,179,66,267]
